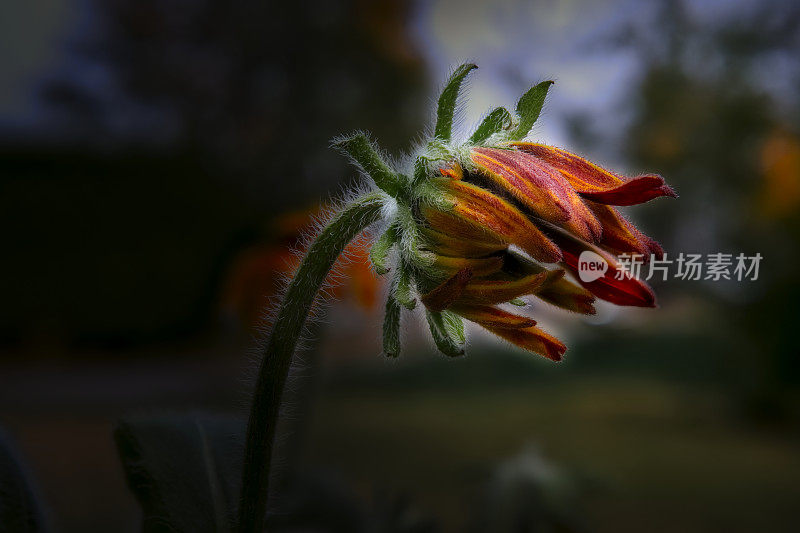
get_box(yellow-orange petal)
[586,201,664,261]
[421,226,507,258]
[470,147,602,242]
[536,277,597,315]
[453,304,536,329]
[499,250,596,314]
[424,178,562,263]
[433,253,504,278]
[455,272,549,306]
[511,143,676,206]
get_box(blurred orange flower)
[760,128,800,218]
[220,205,380,333]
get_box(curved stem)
[237,192,384,533]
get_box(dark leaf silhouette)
[0,427,51,533]
[114,414,245,533]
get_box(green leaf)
[382,293,402,358]
[469,107,513,144]
[508,80,554,140]
[434,63,478,142]
[0,427,50,533]
[332,133,402,196]
[426,309,466,357]
[370,222,399,275]
[508,298,527,306]
[115,414,245,533]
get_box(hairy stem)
[237,192,384,533]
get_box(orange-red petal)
[470,147,602,242]
[511,143,676,206]
[479,323,567,361]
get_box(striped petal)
[511,143,676,206]
[470,147,602,242]
[586,201,664,261]
[424,178,562,263]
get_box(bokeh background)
[2,0,800,531]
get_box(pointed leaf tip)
[435,63,478,142]
[509,80,554,140]
[332,133,402,197]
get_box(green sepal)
[507,80,554,141]
[425,309,466,357]
[412,158,429,186]
[469,107,513,144]
[434,63,478,142]
[332,133,402,197]
[382,293,401,358]
[395,202,436,272]
[508,298,527,307]
[370,222,399,275]
[394,260,417,310]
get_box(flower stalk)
[237,192,384,533]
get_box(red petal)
[553,231,657,308]
[586,201,664,261]
[581,176,677,206]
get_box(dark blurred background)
[2,0,800,531]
